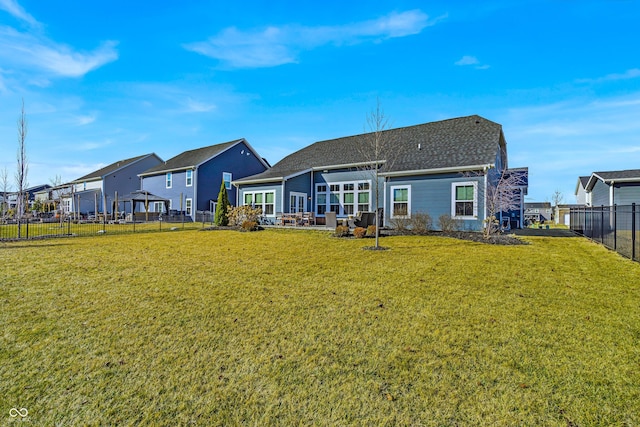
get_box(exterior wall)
[591,180,610,206]
[576,185,588,205]
[313,169,380,219]
[141,171,194,215]
[195,141,268,212]
[284,172,312,212]
[237,182,282,224]
[386,173,486,231]
[613,183,640,205]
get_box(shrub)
[228,205,262,226]
[366,225,377,237]
[241,220,259,232]
[438,214,461,232]
[353,227,367,238]
[334,225,350,237]
[389,216,411,232]
[411,212,433,234]
[214,182,231,226]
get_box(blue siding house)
[583,169,640,206]
[66,153,163,216]
[139,139,269,221]
[235,115,527,231]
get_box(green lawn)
[1,229,639,425]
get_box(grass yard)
[1,229,639,426]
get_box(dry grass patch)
[1,230,639,425]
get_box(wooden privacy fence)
[569,204,640,262]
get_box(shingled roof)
[235,115,505,183]
[140,140,242,176]
[72,153,159,182]
[586,169,640,191]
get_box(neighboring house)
[234,115,528,231]
[6,184,52,212]
[63,153,163,216]
[139,139,269,221]
[524,202,552,224]
[582,169,640,207]
[575,176,590,205]
[499,167,528,229]
[555,204,583,226]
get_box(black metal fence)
[569,204,640,262]
[0,210,216,241]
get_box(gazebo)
[118,190,170,221]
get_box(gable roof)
[72,153,160,183]
[235,115,505,184]
[140,139,267,176]
[575,175,590,194]
[585,169,640,191]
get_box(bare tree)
[551,189,564,207]
[357,99,395,249]
[15,99,29,220]
[481,167,527,238]
[1,167,9,220]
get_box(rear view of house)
[235,115,527,231]
[139,139,269,221]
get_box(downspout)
[310,170,314,213]
[483,169,488,226]
[609,181,615,206]
[281,180,286,214]
[193,167,198,221]
[383,177,387,225]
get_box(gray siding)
[238,182,282,223]
[591,180,610,206]
[284,173,312,212]
[613,183,640,205]
[387,173,486,231]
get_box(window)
[153,202,164,213]
[166,172,172,189]
[185,198,192,216]
[223,172,232,190]
[186,170,193,187]
[452,182,477,218]
[242,191,276,216]
[315,180,371,217]
[391,186,410,218]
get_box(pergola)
[118,190,170,221]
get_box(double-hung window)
[186,170,193,187]
[452,182,477,218]
[391,185,410,218]
[243,191,275,216]
[315,181,371,216]
[223,172,232,190]
[166,172,172,189]
[185,198,193,216]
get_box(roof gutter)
[381,163,494,178]
[139,166,196,177]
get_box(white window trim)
[166,172,172,189]
[223,172,232,190]
[186,170,193,187]
[185,198,193,216]
[390,185,411,219]
[451,181,478,219]
[289,192,307,213]
[315,179,371,217]
[242,190,276,217]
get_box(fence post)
[633,203,636,261]
[613,204,617,250]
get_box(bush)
[353,227,367,238]
[334,225,350,237]
[389,216,411,231]
[438,214,461,232]
[228,205,262,226]
[366,225,377,237]
[241,220,259,232]
[411,212,433,234]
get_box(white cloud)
[0,27,118,78]
[184,98,216,113]
[576,68,640,84]
[0,0,39,27]
[74,114,96,126]
[455,55,478,66]
[184,10,437,68]
[455,55,489,69]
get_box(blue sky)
[1,0,639,202]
